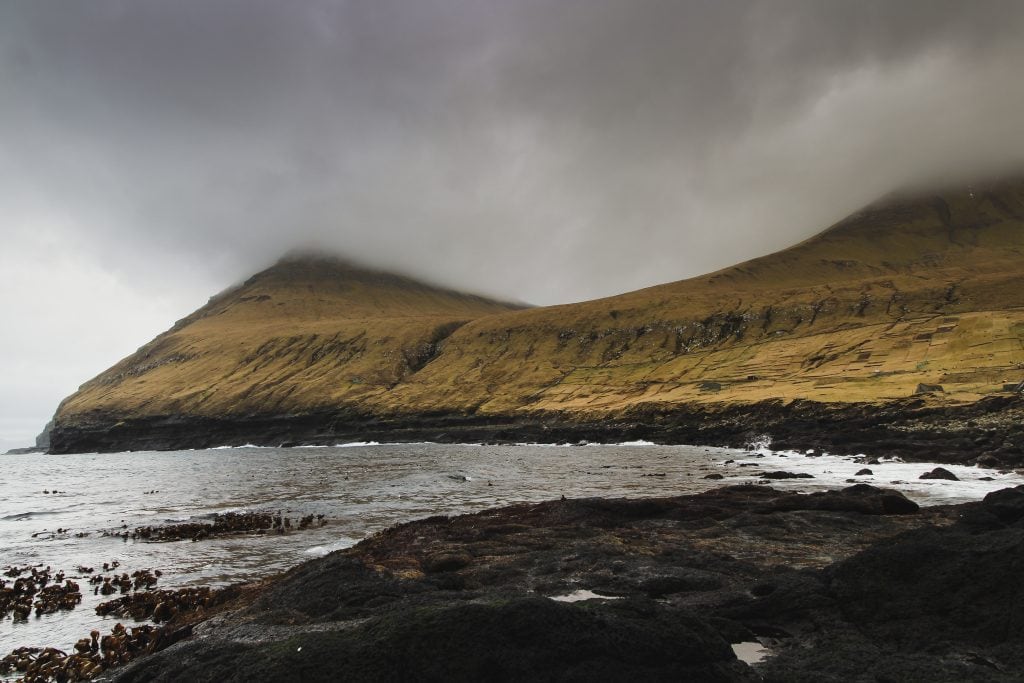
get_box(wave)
[303,538,357,556]
[2,510,61,521]
[713,448,1024,506]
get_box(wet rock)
[760,471,814,480]
[919,467,959,481]
[96,485,1014,681]
[768,484,919,515]
[976,453,1001,467]
[422,552,473,573]
[112,598,756,683]
[704,473,725,480]
[638,569,724,597]
[855,468,873,476]
[980,485,1024,524]
[796,508,1024,679]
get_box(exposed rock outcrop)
[100,484,1024,682]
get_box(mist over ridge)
[4,0,1024,448]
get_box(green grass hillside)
[55,178,1024,432]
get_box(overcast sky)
[3,1,1024,450]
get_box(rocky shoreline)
[85,482,1024,682]
[49,394,1024,468]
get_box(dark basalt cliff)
[50,395,1024,468]
[103,483,1024,682]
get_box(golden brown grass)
[57,179,1024,426]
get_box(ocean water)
[1,441,1020,659]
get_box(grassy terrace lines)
[52,177,1024,444]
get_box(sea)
[2,441,1021,662]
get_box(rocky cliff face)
[35,419,53,450]
[50,178,1024,456]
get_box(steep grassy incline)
[379,179,1024,414]
[55,256,525,423]
[51,178,1024,453]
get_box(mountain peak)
[50,173,1024,454]
[235,251,526,311]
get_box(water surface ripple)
[1,442,1019,655]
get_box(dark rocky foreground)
[98,483,1024,682]
[49,393,1024,468]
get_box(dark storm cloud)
[2,0,1024,447]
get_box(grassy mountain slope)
[382,179,1024,414]
[54,178,1024,446]
[56,256,525,421]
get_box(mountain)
[384,178,1024,413]
[50,179,1024,461]
[52,255,524,443]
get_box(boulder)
[761,471,814,480]
[981,485,1024,524]
[919,467,959,481]
[768,485,919,515]
[855,469,873,476]
[914,383,944,394]
[975,454,1000,468]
